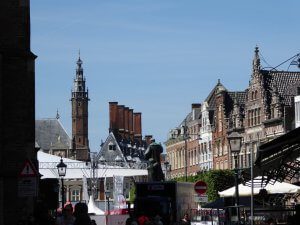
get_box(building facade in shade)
[0,0,38,224]
[71,56,90,161]
[165,104,202,178]
[242,47,300,169]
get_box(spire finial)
[77,49,82,67]
[56,109,60,120]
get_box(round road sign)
[194,180,207,195]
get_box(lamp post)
[105,189,111,214]
[164,161,171,180]
[168,118,201,182]
[57,157,67,208]
[228,131,242,225]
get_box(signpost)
[194,180,208,203]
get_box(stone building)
[0,0,38,224]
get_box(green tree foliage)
[172,170,235,201]
[129,186,136,202]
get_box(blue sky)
[32,0,300,152]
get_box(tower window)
[108,142,116,151]
[79,138,81,143]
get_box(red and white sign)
[194,180,207,195]
[19,159,38,177]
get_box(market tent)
[88,196,105,215]
[219,177,300,197]
[38,151,148,179]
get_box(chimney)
[129,109,134,142]
[144,135,153,146]
[117,105,125,139]
[134,112,142,143]
[124,107,129,139]
[191,103,201,120]
[109,102,118,133]
[192,103,201,109]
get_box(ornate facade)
[243,47,300,168]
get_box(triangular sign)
[19,160,38,177]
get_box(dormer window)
[108,142,116,151]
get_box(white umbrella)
[219,177,300,197]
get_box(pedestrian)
[73,202,92,225]
[56,203,75,225]
[180,213,191,225]
[153,214,163,225]
[138,212,150,225]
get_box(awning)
[219,177,300,197]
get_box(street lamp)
[164,161,171,180]
[169,118,201,182]
[57,157,67,208]
[182,118,201,182]
[228,131,243,225]
[105,189,111,214]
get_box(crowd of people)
[126,212,191,225]
[25,201,193,225]
[24,202,96,225]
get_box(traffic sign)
[194,195,208,203]
[194,180,207,195]
[19,159,38,177]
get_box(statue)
[145,139,165,182]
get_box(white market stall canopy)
[219,177,300,197]
[38,151,148,179]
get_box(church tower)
[71,54,90,161]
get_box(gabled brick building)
[213,86,246,170]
